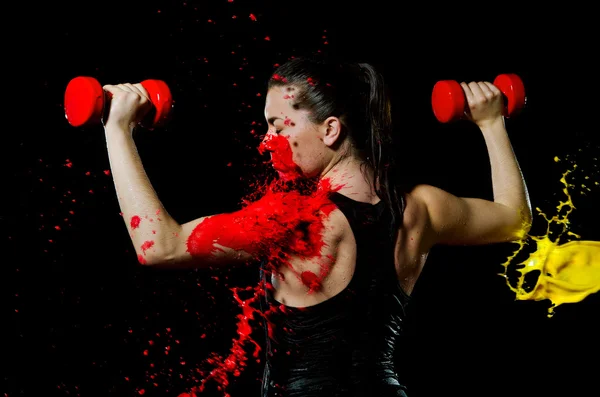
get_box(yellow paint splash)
[499,154,599,317]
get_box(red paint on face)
[130,215,142,229]
[258,133,302,181]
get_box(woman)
[102,56,532,396]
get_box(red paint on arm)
[130,215,141,229]
[186,178,338,259]
[140,240,154,255]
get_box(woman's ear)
[321,116,342,147]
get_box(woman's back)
[259,192,410,397]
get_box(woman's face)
[262,85,337,180]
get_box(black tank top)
[259,192,410,397]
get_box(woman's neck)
[321,156,379,204]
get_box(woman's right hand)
[460,81,504,130]
[102,83,153,133]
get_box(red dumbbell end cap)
[64,76,104,127]
[431,80,465,123]
[493,74,526,117]
[141,79,173,128]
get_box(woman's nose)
[261,128,276,143]
[258,129,276,154]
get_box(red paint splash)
[180,179,340,394]
[178,284,268,397]
[177,281,290,397]
[186,177,338,263]
[177,133,343,396]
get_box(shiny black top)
[259,192,410,397]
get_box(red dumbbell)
[64,76,173,128]
[431,73,526,123]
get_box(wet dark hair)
[268,56,405,233]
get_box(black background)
[7,1,599,396]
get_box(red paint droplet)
[130,215,142,229]
[140,240,155,254]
